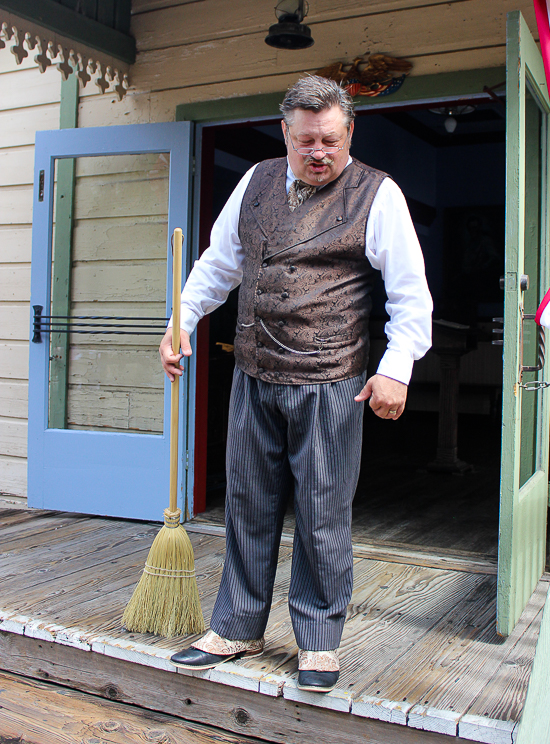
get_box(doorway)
[190,99,506,561]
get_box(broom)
[122,228,205,637]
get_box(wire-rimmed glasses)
[285,131,350,156]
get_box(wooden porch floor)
[0,507,547,744]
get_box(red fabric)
[534,0,550,89]
[535,286,550,325]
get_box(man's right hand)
[159,328,192,381]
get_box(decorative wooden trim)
[0,0,135,62]
[0,9,130,99]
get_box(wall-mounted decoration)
[316,54,412,98]
[0,12,129,99]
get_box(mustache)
[304,155,334,165]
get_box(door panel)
[28,123,192,521]
[498,11,550,635]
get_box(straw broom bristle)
[122,509,205,637]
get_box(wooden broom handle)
[169,228,183,515]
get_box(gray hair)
[280,75,355,129]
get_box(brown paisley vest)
[234,157,387,384]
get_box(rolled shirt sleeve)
[168,165,257,334]
[366,178,433,385]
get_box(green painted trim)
[176,67,506,123]
[515,589,550,743]
[49,71,78,429]
[0,0,135,64]
[60,68,79,130]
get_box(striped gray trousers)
[209,367,366,651]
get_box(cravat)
[288,179,316,211]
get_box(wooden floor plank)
[0,508,543,742]
[187,522,498,575]
[0,507,55,526]
[415,581,547,720]
[0,514,111,552]
[351,573,498,704]
[0,527,221,601]
[464,582,549,722]
[0,670,277,744]
[338,562,487,697]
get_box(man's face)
[282,106,354,187]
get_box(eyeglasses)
[285,131,350,156]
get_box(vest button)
[277,348,286,354]
[289,266,297,272]
[278,320,285,327]
[281,292,289,299]
[257,289,262,295]
[258,367,264,374]
[337,216,343,221]
[253,201,259,207]
[257,342,263,348]
[262,261,268,268]
[255,315,261,322]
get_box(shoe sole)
[170,649,264,671]
[296,682,337,693]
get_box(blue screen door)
[28,122,192,521]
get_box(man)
[160,76,432,692]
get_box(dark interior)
[195,98,506,558]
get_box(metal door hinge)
[492,316,503,346]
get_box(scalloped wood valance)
[0,10,130,99]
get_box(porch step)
[0,670,276,744]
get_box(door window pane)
[519,86,545,487]
[48,153,170,434]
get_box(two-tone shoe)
[297,649,340,692]
[170,629,264,670]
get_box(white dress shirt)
[175,159,432,385]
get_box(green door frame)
[176,67,507,124]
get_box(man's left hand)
[355,374,408,420]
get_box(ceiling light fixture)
[265,0,314,50]
[429,105,475,134]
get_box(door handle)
[521,314,545,373]
[520,274,530,291]
[518,312,550,390]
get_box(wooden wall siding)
[0,49,61,497]
[60,152,169,434]
[129,0,538,95]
